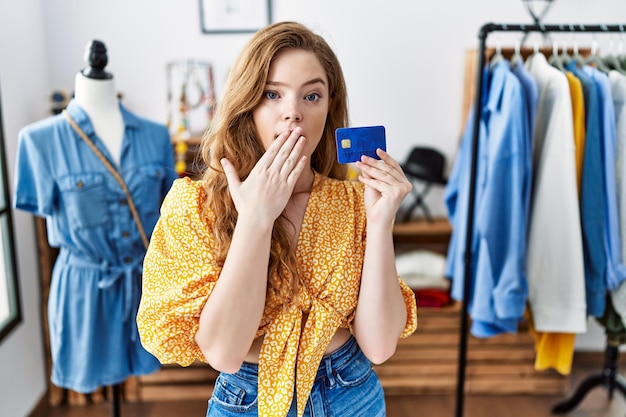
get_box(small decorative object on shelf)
[174,139,189,176]
[50,89,70,115]
[166,60,216,176]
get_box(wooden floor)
[31,358,626,417]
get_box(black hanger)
[520,0,554,45]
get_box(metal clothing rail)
[456,21,626,417]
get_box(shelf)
[393,218,452,243]
[171,136,203,145]
[393,217,452,254]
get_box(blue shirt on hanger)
[567,61,607,318]
[511,59,539,147]
[583,66,626,292]
[445,60,530,337]
[511,58,538,239]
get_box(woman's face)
[252,48,330,158]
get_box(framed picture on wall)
[0,82,22,345]
[199,0,272,34]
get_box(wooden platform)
[374,302,569,396]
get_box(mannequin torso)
[73,72,124,166]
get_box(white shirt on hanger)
[609,70,626,326]
[524,52,587,334]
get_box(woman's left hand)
[355,149,412,226]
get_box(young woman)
[137,21,417,417]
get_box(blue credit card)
[335,125,386,164]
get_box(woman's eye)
[265,91,278,100]
[305,93,320,102]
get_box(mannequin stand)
[552,341,626,413]
[111,384,121,417]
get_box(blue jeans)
[206,336,386,416]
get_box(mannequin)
[73,40,123,166]
[76,45,126,414]
[13,39,178,416]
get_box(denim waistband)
[234,336,361,382]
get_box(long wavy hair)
[200,21,349,308]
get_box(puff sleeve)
[398,277,418,338]
[137,178,220,366]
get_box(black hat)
[402,147,447,185]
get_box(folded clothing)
[414,288,451,308]
[396,249,450,290]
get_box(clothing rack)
[456,21,626,417]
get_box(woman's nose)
[282,100,302,121]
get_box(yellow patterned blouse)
[137,172,417,417]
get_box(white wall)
[2,0,626,415]
[0,0,52,415]
[38,0,626,216]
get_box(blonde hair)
[200,21,349,308]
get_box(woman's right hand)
[220,127,308,227]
